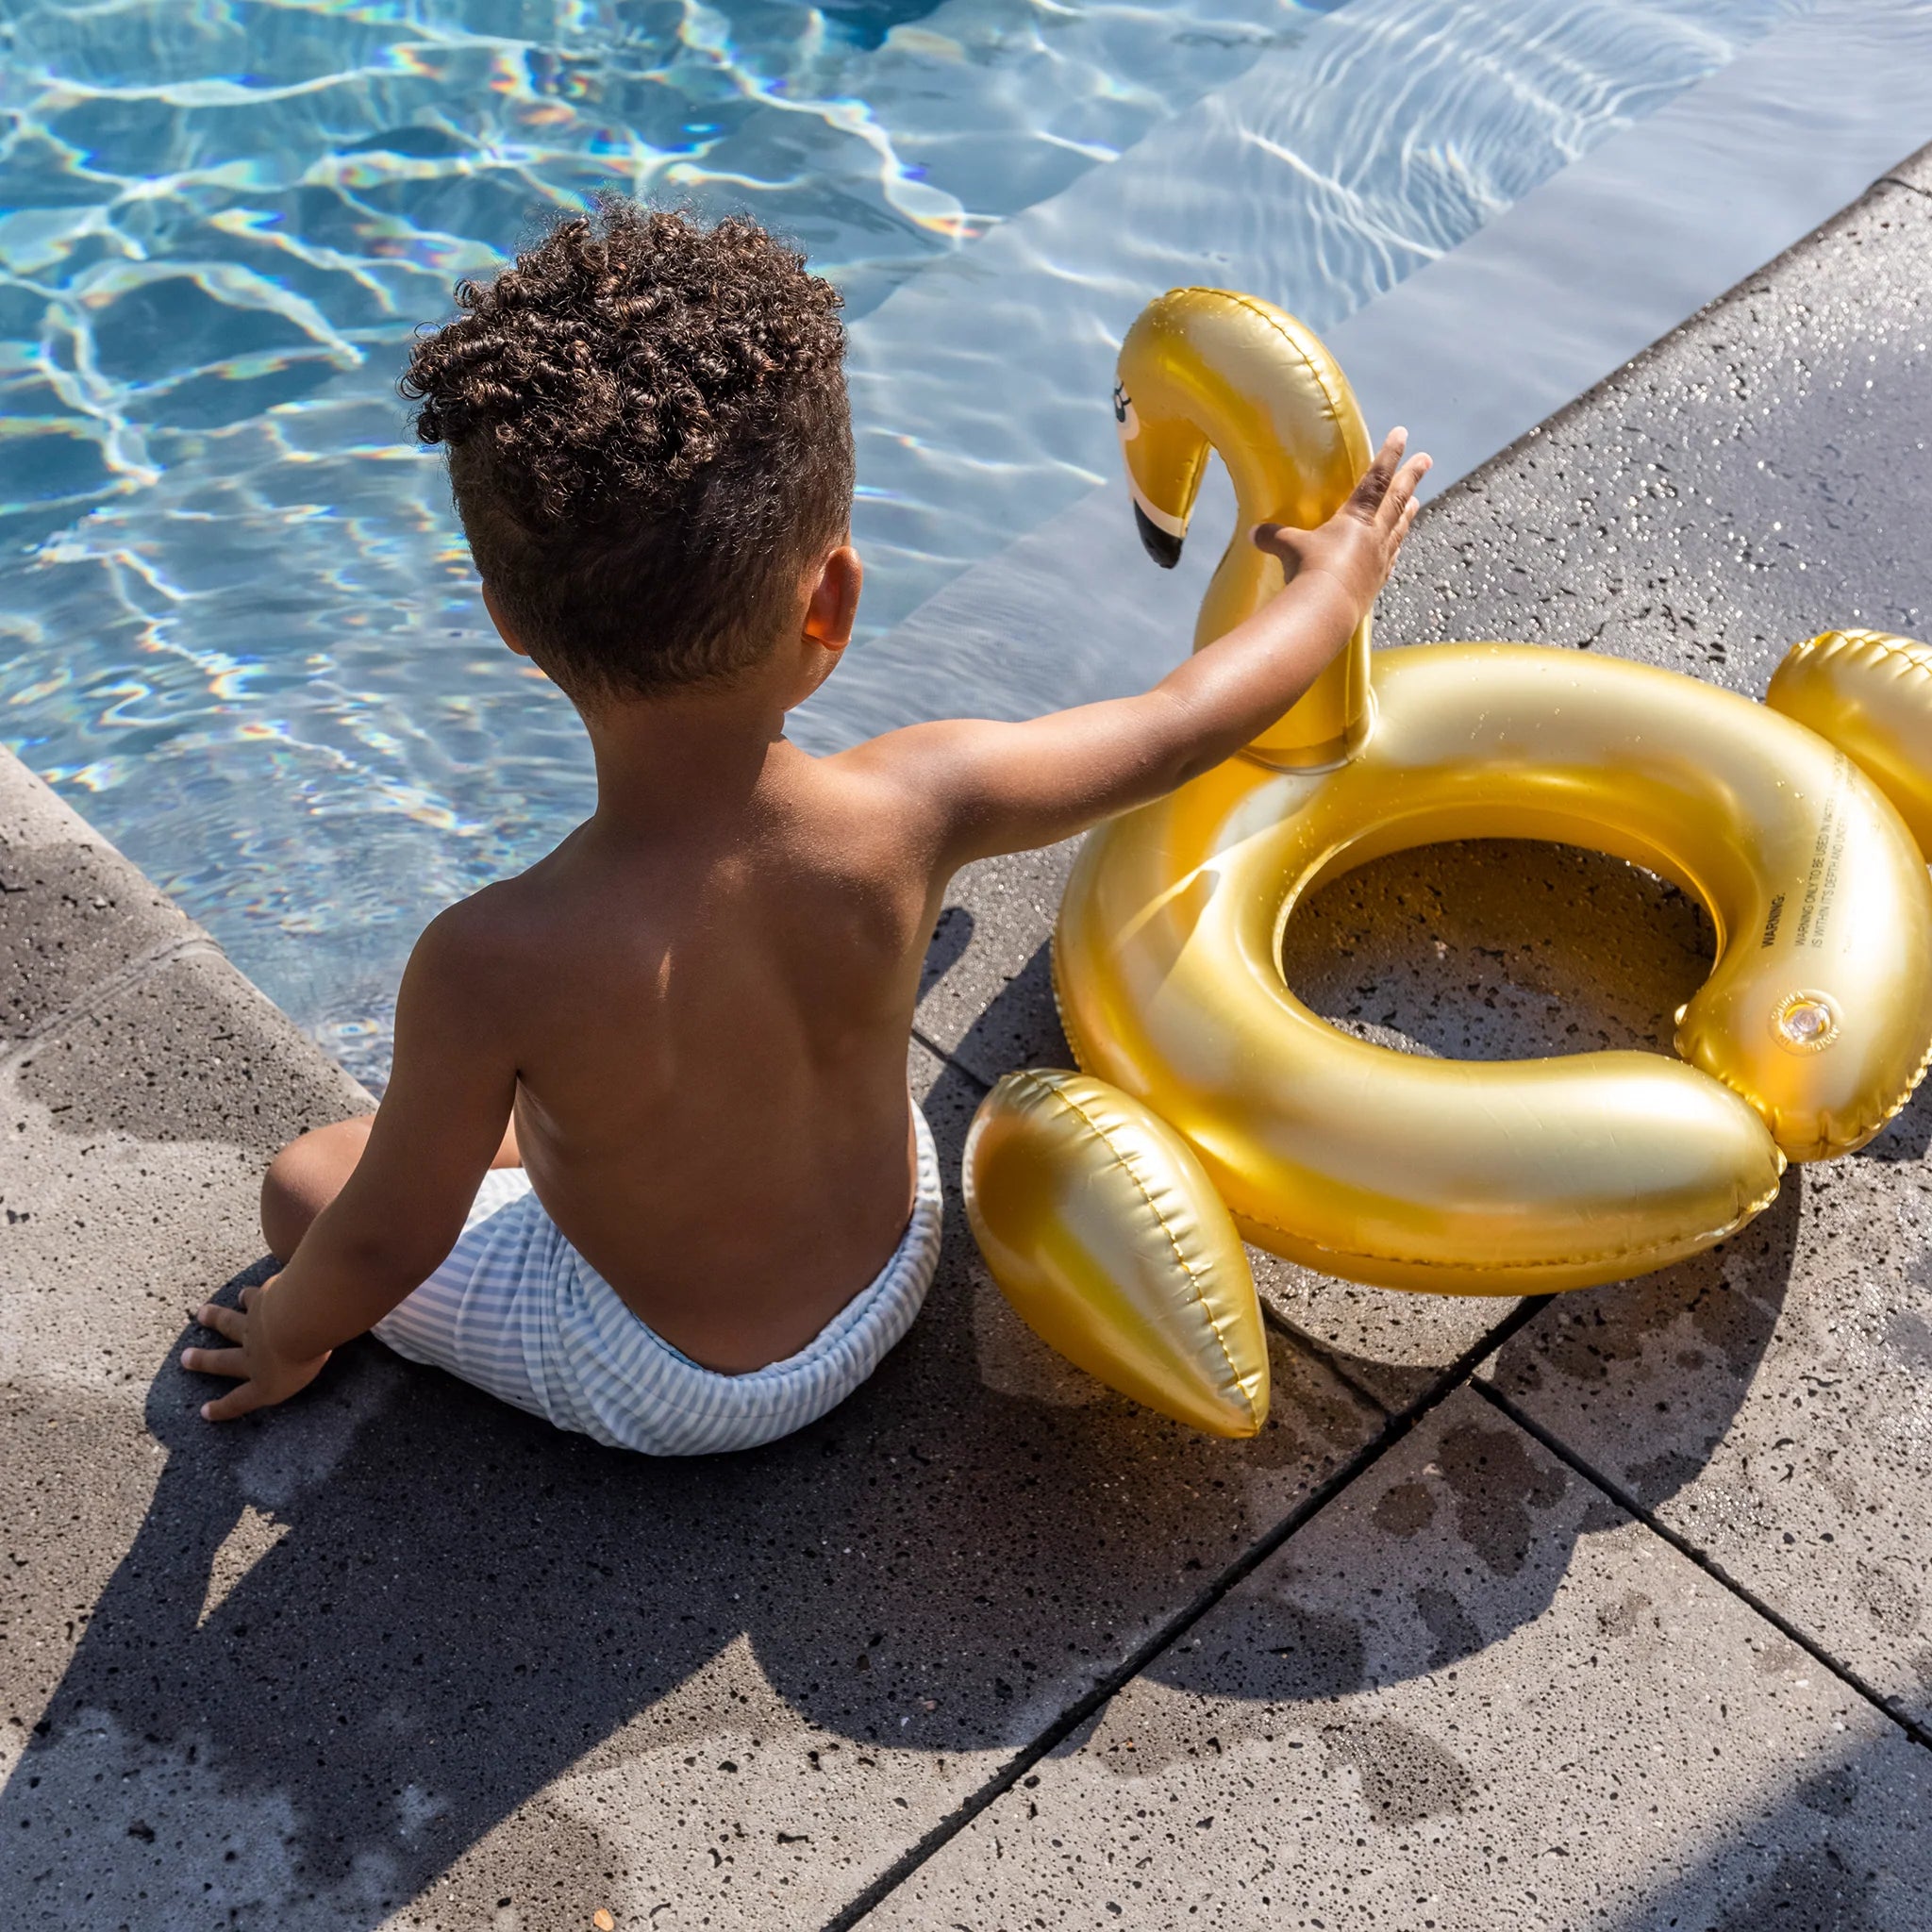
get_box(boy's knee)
[259,1136,319,1264]
[260,1116,374,1262]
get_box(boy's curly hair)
[402,199,852,700]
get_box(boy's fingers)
[1375,453,1432,530]
[180,1344,250,1380]
[194,1302,247,1343]
[1349,428,1407,512]
[202,1381,272,1423]
[1370,425,1407,471]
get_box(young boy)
[183,202,1427,1454]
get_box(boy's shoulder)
[812,729,951,847]
[409,870,558,994]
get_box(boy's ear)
[804,544,862,652]
[481,582,532,658]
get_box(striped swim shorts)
[372,1104,943,1455]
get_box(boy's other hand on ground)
[183,1276,331,1421]
[1252,425,1430,621]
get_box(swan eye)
[1112,384,1139,439]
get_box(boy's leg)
[260,1113,522,1263]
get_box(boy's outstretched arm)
[183,905,518,1420]
[854,428,1428,871]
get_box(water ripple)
[0,0,1811,1080]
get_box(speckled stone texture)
[914,840,1075,1088]
[1374,179,1932,691]
[0,764,369,1415]
[0,749,205,1047]
[1480,1112,1932,1733]
[860,1391,1932,1932]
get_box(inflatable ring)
[967,290,1932,1427]
[1054,641,1932,1291]
[1770,629,1932,856]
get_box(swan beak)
[1134,502,1184,569]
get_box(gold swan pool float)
[964,289,1932,1439]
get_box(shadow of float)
[1125,1173,1802,1724]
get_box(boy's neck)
[580,673,797,838]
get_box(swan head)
[1114,286,1378,766]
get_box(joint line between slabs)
[1258,1297,1543,1420]
[909,1024,990,1093]
[1257,1301,1396,1414]
[1474,1379,1932,1755]
[824,1293,1553,1931]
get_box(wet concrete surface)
[861,1391,1932,1932]
[4,149,1932,1932]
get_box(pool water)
[0,0,1814,1083]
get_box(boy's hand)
[1252,426,1430,621]
[848,424,1431,871]
[182,1276,331,1422]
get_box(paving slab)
[1306,163,1932,1737]
[861,1387,1932,1931]
[1373,174,1932,693]
[0,941,367,1407]
[916,841,1077,1087]
[0,951,1382,1930]
[1481,1096,1932,1735]
[0,743,207,1048]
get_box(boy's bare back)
[441,736,940,1371]
[183,204,1424,1425]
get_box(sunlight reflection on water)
[0,0,1807,1081]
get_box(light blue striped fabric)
[372,1104,942,1455]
